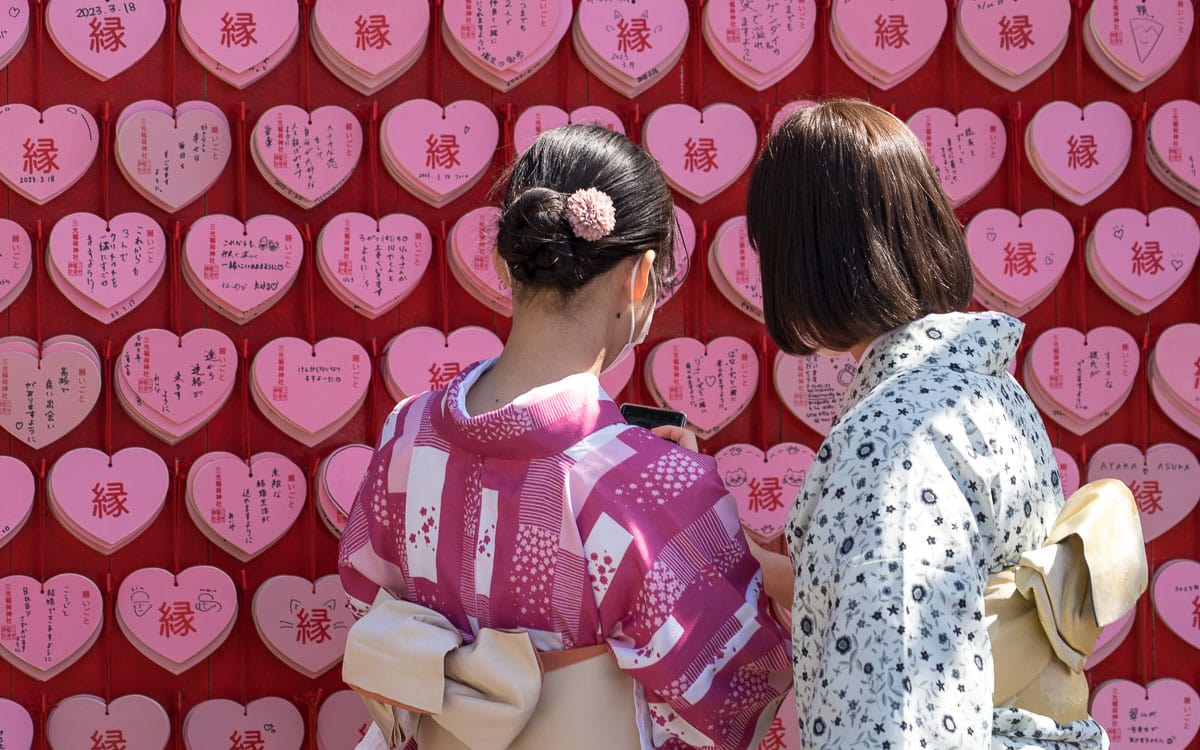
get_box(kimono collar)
[430,359,627,460]
[836,311,1025,422]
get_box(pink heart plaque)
[47,0,166,80]
[182,214,302,323]
[115,566,237,674]
[704,0,814,90]
[444,0,567,76]
[575,0,689,87]
[316,212,432,319]
[116,328,237,444]
[47,211,165,322]
[251,337,370,445]
[1090,679,1200,749]
[184,698,304,750]
[1089,207,1199,314]
[0,457,33,547]
[0,698,32,750]
[252,574,355,678]
[253,105,362,208]
[1151,559,1200,650]
[957,0,1070,79]
[1053,447,1081,499]
[188,452,305,561]
[1026,101,1132,205]
[317,691,371,750]
[114,100,230,212]
[643,103,757,203]
[1086,443,1199,542]
[0,2,29,72]
[178,6,298,88]
[599,351,635,398]
[833,0,947,77]
[1148,100,1200,203]
[907,107,1006,206]
[380,99,499,208]
[1084,608,1135,668]
[773,351,858,436]
[179,0,298,74]
[714,443,814,537]
[383,326,503,402]
[965,208,1073,315]
[512,105,625,155]
[1089,0,1193,88]
[770,99,817,135]
[317,444,372,535]
[708,216,763,323]
[1152,323,1200,433]
[312,0,428,78]
[756,688,799,750]
[1025,326,1139,435]
[447,206,512,316]
[0,336,102,448]
[0,219,32,313]
[47,694,170,750]
[645,336,758,439]
[49,447,169,554]
[657,205,696,311]
[0,573,102,680]
[0,103,99,204]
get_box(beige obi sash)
[984,478,1148,724]
[342,590,642,750]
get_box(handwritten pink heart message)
[188,452,305,562]
[0,573,103,680]
[1090,679,1199,749]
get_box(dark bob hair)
[745,99,973,355]
[496,125,677,300]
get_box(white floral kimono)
[787,312,1108,749]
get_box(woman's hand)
[743,528,794,607]
[650,425,699,452]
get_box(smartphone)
[619,403,687,431]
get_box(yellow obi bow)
[985,478,1148,724]
[342,590,629,750]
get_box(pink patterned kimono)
[339,361,791,749]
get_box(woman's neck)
[464,306,613,415]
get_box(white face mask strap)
[627,258,640,348]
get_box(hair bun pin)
[564,187,616,242]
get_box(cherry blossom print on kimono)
[340,362,792,750]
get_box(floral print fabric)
[787,312,1107,749]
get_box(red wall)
[1,0,1197,746]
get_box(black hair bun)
[496,187,584,285]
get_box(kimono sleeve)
[587,452,792,750]
[337,396,421,611]
[793,432,994,749]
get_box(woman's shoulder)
[376,390,441,447]
[579,427,731,523]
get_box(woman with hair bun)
[339,125,791,750]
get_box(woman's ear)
[492,248,513,289]
[629,249,656,302]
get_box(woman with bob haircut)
[339,125,791,750]
[745,99,1145,749]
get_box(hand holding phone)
[619,403,686,430]
[619,404,695,449]
[648,425,699,451]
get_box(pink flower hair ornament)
[564,187,617,242]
